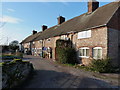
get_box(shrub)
[90,58,113,73]
[56,47,77,64]
[56,39,77,64]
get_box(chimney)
[42,25,47,31]
[57,16,65,24]
[88,0,99,13]
[32,30,37,35]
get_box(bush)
[56,47,77,64]
[90,58,113,73]
[56,39,77,64]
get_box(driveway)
[21,55,119,88]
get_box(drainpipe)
[42,40,43,58]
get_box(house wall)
[22,43,31,54]
[32,40,43,56]
[44,36,60,59]
[108,28,120,67]
[73,26,108,65]
[23,43,30,49]
[107,6,120,67]
[107,6,120,31]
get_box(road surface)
[20,55,119,88]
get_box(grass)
[55,61,101,73]
[0,62,5,66]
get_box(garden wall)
[2,60,33,89]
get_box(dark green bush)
[56,39,77,64]
[90,58,113,73]
[56,47,77,64]
[56,39,72,48]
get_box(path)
[21,55,119,88]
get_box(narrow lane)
[21,55,118,88]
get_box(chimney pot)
[42,25,47,31]
[32,30,37,35]
[57,16,65,24]
[88,0,99,13]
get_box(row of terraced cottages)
[21,0,120,66]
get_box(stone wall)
[2,61,33,89]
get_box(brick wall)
[23,43,30,49]
[108,28,120,67]
[44,36,60,59]
[107,6,120,67]
[107,7,120,30]
[73,26,108,65]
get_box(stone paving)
[21,55,119,88]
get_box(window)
[60,35,67,40]
[79,47,89,58]
[33,42,35,44]
[39,40,42,43]
[78,30,91,39]
[37,48,42,53]
[47,38,51,41]
[93,47,102,59]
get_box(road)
[21,55,119,88]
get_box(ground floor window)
[79,47,89,58]
[93,47,102,59]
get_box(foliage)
[2,59,34,89]
[56,39,72,48]
[9,40,19,52]
[90,58,114,73]
[56,39,77,64]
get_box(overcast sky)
[0,1,112,45]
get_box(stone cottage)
[21,0,120,66]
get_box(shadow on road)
[16,69,118,88]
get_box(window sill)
[79,56,89,58]
[93,57,102,60]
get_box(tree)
[9,40,19,52]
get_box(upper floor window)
[79,47,89,58]
[93,47,102,59]
[78,30,91,39]
[60,35,69,40]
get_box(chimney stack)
[57,16,65,25]
[88,0,99,13]
[33,30,37,35]
[42,25,47,31]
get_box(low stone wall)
[2,60,33,89]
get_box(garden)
[56,39,120,73]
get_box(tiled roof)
[21,32,42,43]
[22,1,120,43]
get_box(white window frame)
[60,35,68,40]
[79,47,90,58]
[78,30,91,39]
[39,40,42,43]
[93,47,102,59]
[47,38,51,41]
